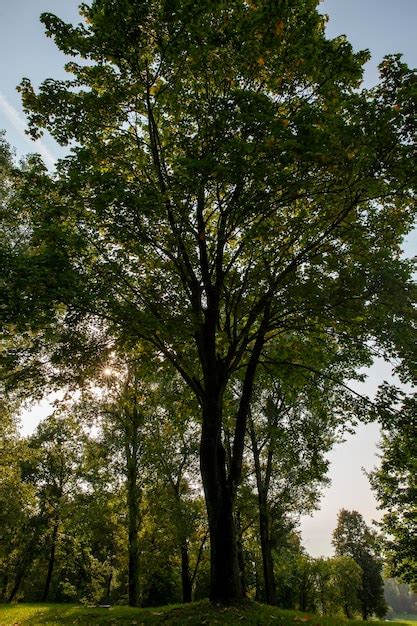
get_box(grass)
[0,601,413,626]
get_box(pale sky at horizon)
[1,0,416,557]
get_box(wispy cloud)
[0,91,56,169]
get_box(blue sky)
[1,0,416,556]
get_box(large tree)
[2,0,416,602]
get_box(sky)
[1,0,416,557]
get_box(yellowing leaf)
[275,19,284,36]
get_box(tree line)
[1,0,416,609]
[1,393,388,620]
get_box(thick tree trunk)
[181,542,192,603]
[42,521,59,601]
[200,418,242,603]
[197,297,268,603]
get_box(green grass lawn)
[0,601,413,626]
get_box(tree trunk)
[42,521,59,601]
[7,569,25,603]
[124,388,142,609]
[181,542,192,603]
[258,496,277,605]
[200,418,242,603]
[105,571,113,603]
[197,299,267,603]
[1,571,8,600]
[127,463,140,607]
[299,575,308,612]
[7,538,37,603]
[249,418,277,606]
[236,510,247,598]
[255,561,262,602]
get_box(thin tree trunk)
[124,381,142,609]
[249,418,277,605]
[42,521,59,601]
[258,497,277,605]
[255,561,262,602]
[127,458,140,607]
[106,571,113,603]
[181,542,192,603]
[236,510,247,598]
[299,580,308,612]
[7,538,37,603]
[1,572,8,600]
[190,529,208,591]
[170,481,193,604]
[7,568,25,603]
[362,603,368,621]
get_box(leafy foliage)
[332,509,387,620]
[370,392,417,591]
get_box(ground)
[0,601,415,625]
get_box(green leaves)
[370,392,417,590]
[332,510,387,619]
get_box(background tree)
[370,389,417,591]
[384,579,417,616]
[247,374,336,605]
[11,411,85,602]
[0,402,37,601]
[1,407,86,603]
[271,532,306,610]
[2,0,416,603]
[86,358,149,607]
[143,378,208,604]
[332,509,387,620]
[330,556,362,618]
[56,461,125,605]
